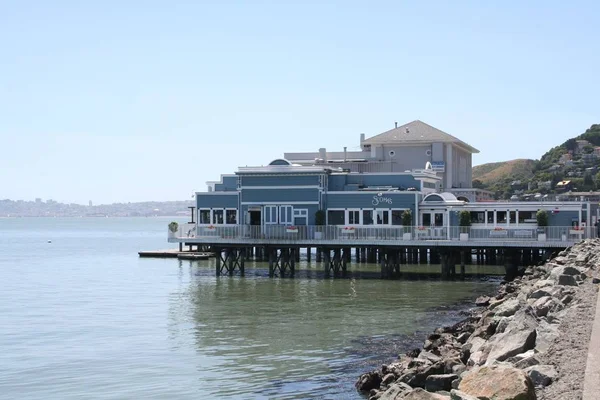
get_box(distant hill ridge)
[472,124,600,199]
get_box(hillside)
[472,159,536,186]
[473,124,600,199]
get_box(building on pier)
[178,120,598,244]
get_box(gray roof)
[362,120,479,153]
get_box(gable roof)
[362,120,479,153]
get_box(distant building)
[538,181,552,190]
[35,198,42,203]
[556,180,573,192]
[558,153,572,164]
[89,200,93,207]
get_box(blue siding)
[548,210,580,227]
[241,175,321,187]
[214,176,238,191]
[328,175,346,191]
[241,188,319,203]
[197,194,238,208]
[326,192,416,210]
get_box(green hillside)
[473,124,600,199]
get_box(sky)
[1,1,599,204]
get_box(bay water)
[0,218,499,399]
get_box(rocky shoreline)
[355,239,600,400]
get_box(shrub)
[536,210,549,227]
[458,210,471,233]
[401,209,413,226]
[168,221,179,233]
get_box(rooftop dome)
[268,159,293,166]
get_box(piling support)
[460,250,466,280]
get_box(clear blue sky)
[1,1,598,204]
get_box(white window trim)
[326,208,346,225]
[346,208,361,225]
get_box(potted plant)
[536,210,548,241]
[168,221,179,238]
[401,209,412,240]
[314,210,325,239]
[458,210,471,241]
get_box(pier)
[164,224,587,279]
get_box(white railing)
[168,225,596,243]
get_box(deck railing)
[168,224,596,243]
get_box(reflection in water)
[169,259,499,399]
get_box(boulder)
[535,320,560,354]
[593,277,600,284]
[419,350,442,364]
[475,296,491,306]
[557,274,578,286]
[458,365,536,400]
[404,388,451,399]
[524,364,558,387]
[449,389,479,400]
[381,373,396,386]
[484,309,537,364]
[356,371,382,392]
[406,362,446,388]
[425,374,459,392]
[532,296,553,317]
[495,316,513,334]
[378,382,413,400]
[493,298,521,317]
[529,288,552,299]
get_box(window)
[423,181,436,189]
[470,211,485,224]
[213,209,224,224]
[348,210,360,225]
[376,210,390,225]
[264,206,278,224]
[280,206,293,225]
[363,210,373,225]
[328,210,345,225]
[497,211,507,224]
[226,209,237,224]
[434,213,444,227]
[392,210,404,225]
[519,211,537,223]
[199,209,211,224]
[509,211,517,224]
[423,213,431,226]
[487,211,494,224]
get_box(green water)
[0,218,499,399]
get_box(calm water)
[0,218,499,400]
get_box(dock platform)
[138,249,212,260]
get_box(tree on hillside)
[472,179,485,189]
[565,138,577,152]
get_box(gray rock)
[493,298,521,317]
[529,288,552,299]
[403,388,451,399]
[484,309,538,364]
[458,364,536,400]
[381,373,396,385]
[535,320,560,353]
[425,374,459,392]
[449,389,479,400]
[356,371,382,392]
[495,316,512,334]
[532,296,553,317]
[475,295,490,306]
[558,274,578,286]
[514,354,540,369]
[560,294,574,305]
[418,351,442,364]
[524,364,558,387]
[593,277,600,284]
[456,332,470,344]
[378,382,413,400]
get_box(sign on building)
[431,161,446,172]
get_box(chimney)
[360,133,365,143]
[395,122,398,129]
[343,147,347,162]
[319,148,327,161]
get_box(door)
[422,211,445,238]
